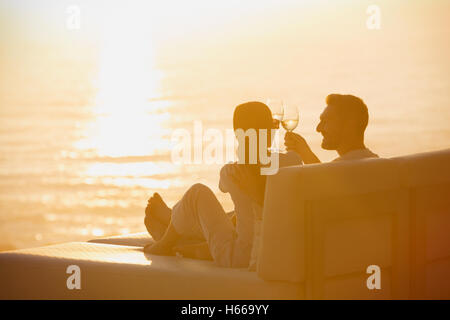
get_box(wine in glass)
[266,99,284,124]
[266,99,284,152]
[282,105,299,132]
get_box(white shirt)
[333,148,379,162]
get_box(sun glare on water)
[74,4,170,160]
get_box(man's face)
[316,105,343,150]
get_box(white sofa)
[0,149,449,299]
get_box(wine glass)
[266,99,284,152]
[281,104,299,153]
[282,104,299,133]
[266,98,284,124]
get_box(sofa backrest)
[394,149,450,299]
[258,149,450,299]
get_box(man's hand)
[284,132,309,154]
[284,132,321,164]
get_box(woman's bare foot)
[144,215,167,241]
[146,192,171,225]
[144,193,172,241]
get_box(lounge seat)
[88,232,203,247]
[1,149,449,299]
[0,242,300,299]
[395,149,450,299]
[88,232,153,247]
[257,148,450,299]
[258,157,408,299]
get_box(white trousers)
[171,183,251,268]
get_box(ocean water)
[0,0,449,251]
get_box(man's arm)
[284,132,321,164]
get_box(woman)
[143,101,301,267]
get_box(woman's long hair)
[233,102,274,205]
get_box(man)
[143,102,301,267]
[284,94,378,163]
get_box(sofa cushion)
[395,148,450,298]
[258,158,405,288]
[88,232,153,247]
[394,148,450,187]
[0,242,300,299]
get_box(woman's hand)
[220,163,265,205]
[231,165,266,206]
[219,162,238,192]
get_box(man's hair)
[233,101,273,131]
[326,94,369,133]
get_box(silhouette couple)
[143,94,378,268]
